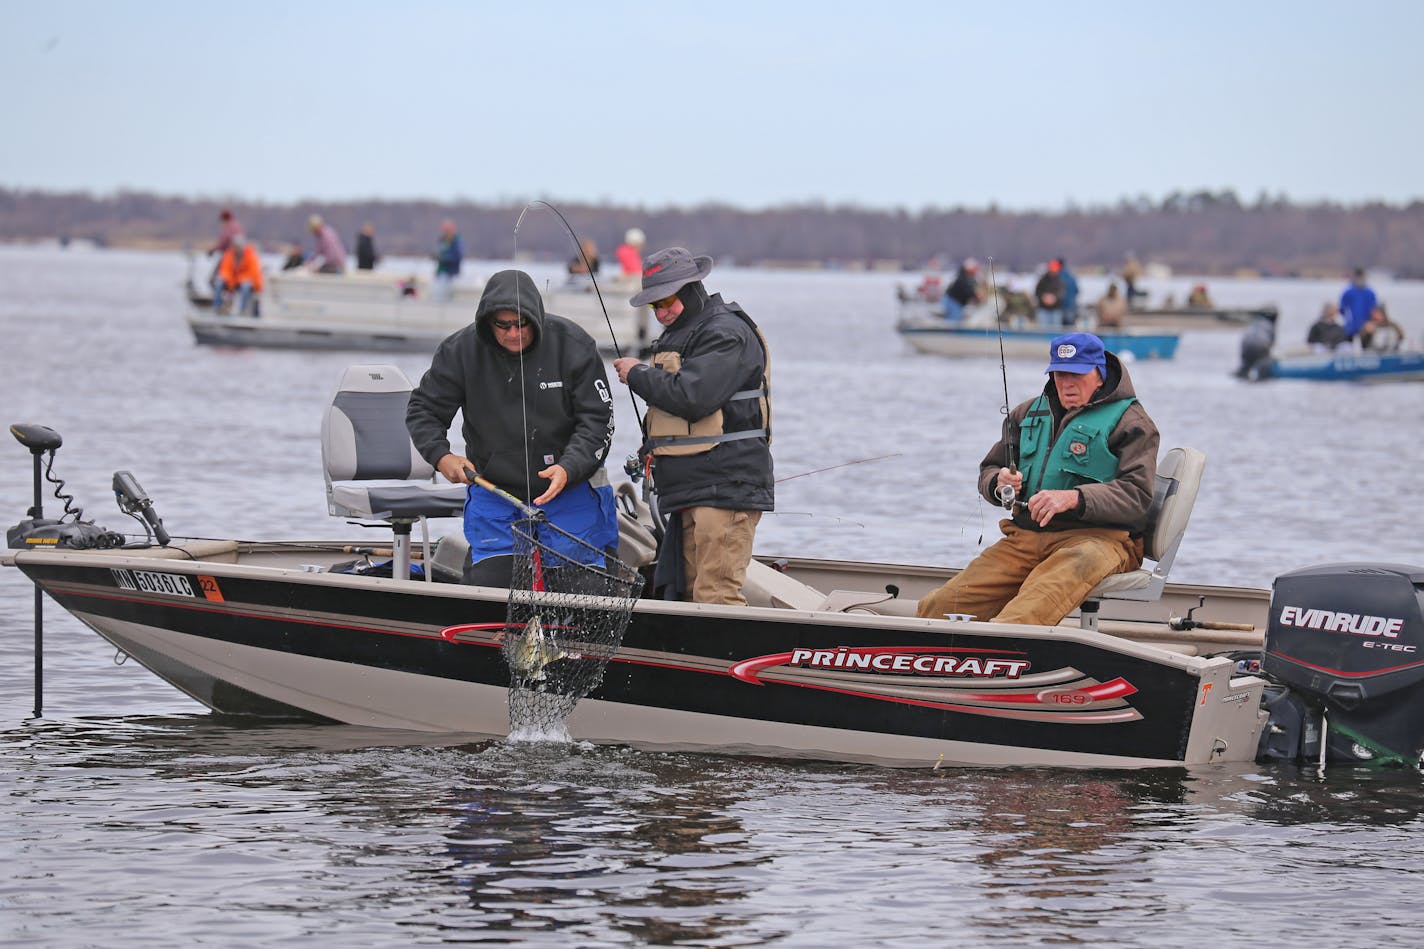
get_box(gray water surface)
[3,247,1423,945]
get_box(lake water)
[3,246,1423,945]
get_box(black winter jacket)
[406,269,614,502]
[628,291,773,512]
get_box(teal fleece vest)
[1018,395,1135,495]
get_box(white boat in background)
[187,268,652,355]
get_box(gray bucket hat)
[629,246,714,307]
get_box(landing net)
[503,516,641,737]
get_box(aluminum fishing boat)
[8,365,1423,770]
[896,312,1180,361]
[187,269,651,355]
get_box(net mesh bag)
[503,516,642,735]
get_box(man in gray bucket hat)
[614,247,773,605]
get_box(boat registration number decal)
[111,568,195,598]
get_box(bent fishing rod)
[513,200,646,429]
[987,257,1024,513]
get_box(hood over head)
[474,269,546,348]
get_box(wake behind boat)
[188,268,652,355]
[9,377,1424,769]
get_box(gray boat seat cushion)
[322,364,467,521]
[1088,446,1205,598]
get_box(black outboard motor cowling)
[1261,562,1424,766]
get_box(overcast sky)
[3,1,1420,212]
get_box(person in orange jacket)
[214,235,265,315]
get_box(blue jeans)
[213,280,256,316]
[1036,307,1066,328]
[943,297,964,322]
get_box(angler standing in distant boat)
[1034,259,1066,327]
[942,257,984,322]
[304,214,348,274]
[355,223,379,271]
[615,228,646,276]
[433,219,464,302]
[1338,268,1377,342]
[613,247,773,606]
[406,269,618,587]
[917,332,1159,627]
[207,207,244,257]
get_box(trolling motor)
[7,423,126,551]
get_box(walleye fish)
[508,614,566,682]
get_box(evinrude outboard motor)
[1259,562,1424,767]
[1236,312,1276,380]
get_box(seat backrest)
[321,364,433,483]
[1141,447,1205,565]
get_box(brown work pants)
[681,507,761,606]
[916,520,1143,626]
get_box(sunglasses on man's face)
[491,317,531,331]
[648,295,679,311]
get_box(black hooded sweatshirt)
[406,269,614,502]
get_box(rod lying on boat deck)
[1168,617,1257,632]
[339,545,423,559]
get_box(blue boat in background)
[1257,349,1424,382]
[1236,310,1424,382]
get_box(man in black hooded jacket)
[407,269,617,586]
[614,247,772,605]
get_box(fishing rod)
[512,200,646,429]
[775,452,903,485]
[987,257,1024,513]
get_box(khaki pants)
[680,507,761,605]
[916,520,1142,626]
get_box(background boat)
[1127,302,1278,329]
[896,313,1180,360]
[1255,348,1424,382]
[189,265,651,355]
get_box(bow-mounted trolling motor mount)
[6,422,147,551]
[113,470,170,547]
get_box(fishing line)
[510,213,535,502]
[774,452,902,485]
[514,200,645,429]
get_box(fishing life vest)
[1018,395,1135,495]
[645,304,771,457]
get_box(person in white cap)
[613,247,772,605]
[917,332,1159,626]
[615,228,646,277]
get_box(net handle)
[465,469,545,521]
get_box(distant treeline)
[3,187,1423,277]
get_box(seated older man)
[917,333,1160,626]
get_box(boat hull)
[1267,350,1424,382]
[187,271,650,355]
[10,546,1266,769]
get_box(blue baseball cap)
[1046,333,1107,374]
